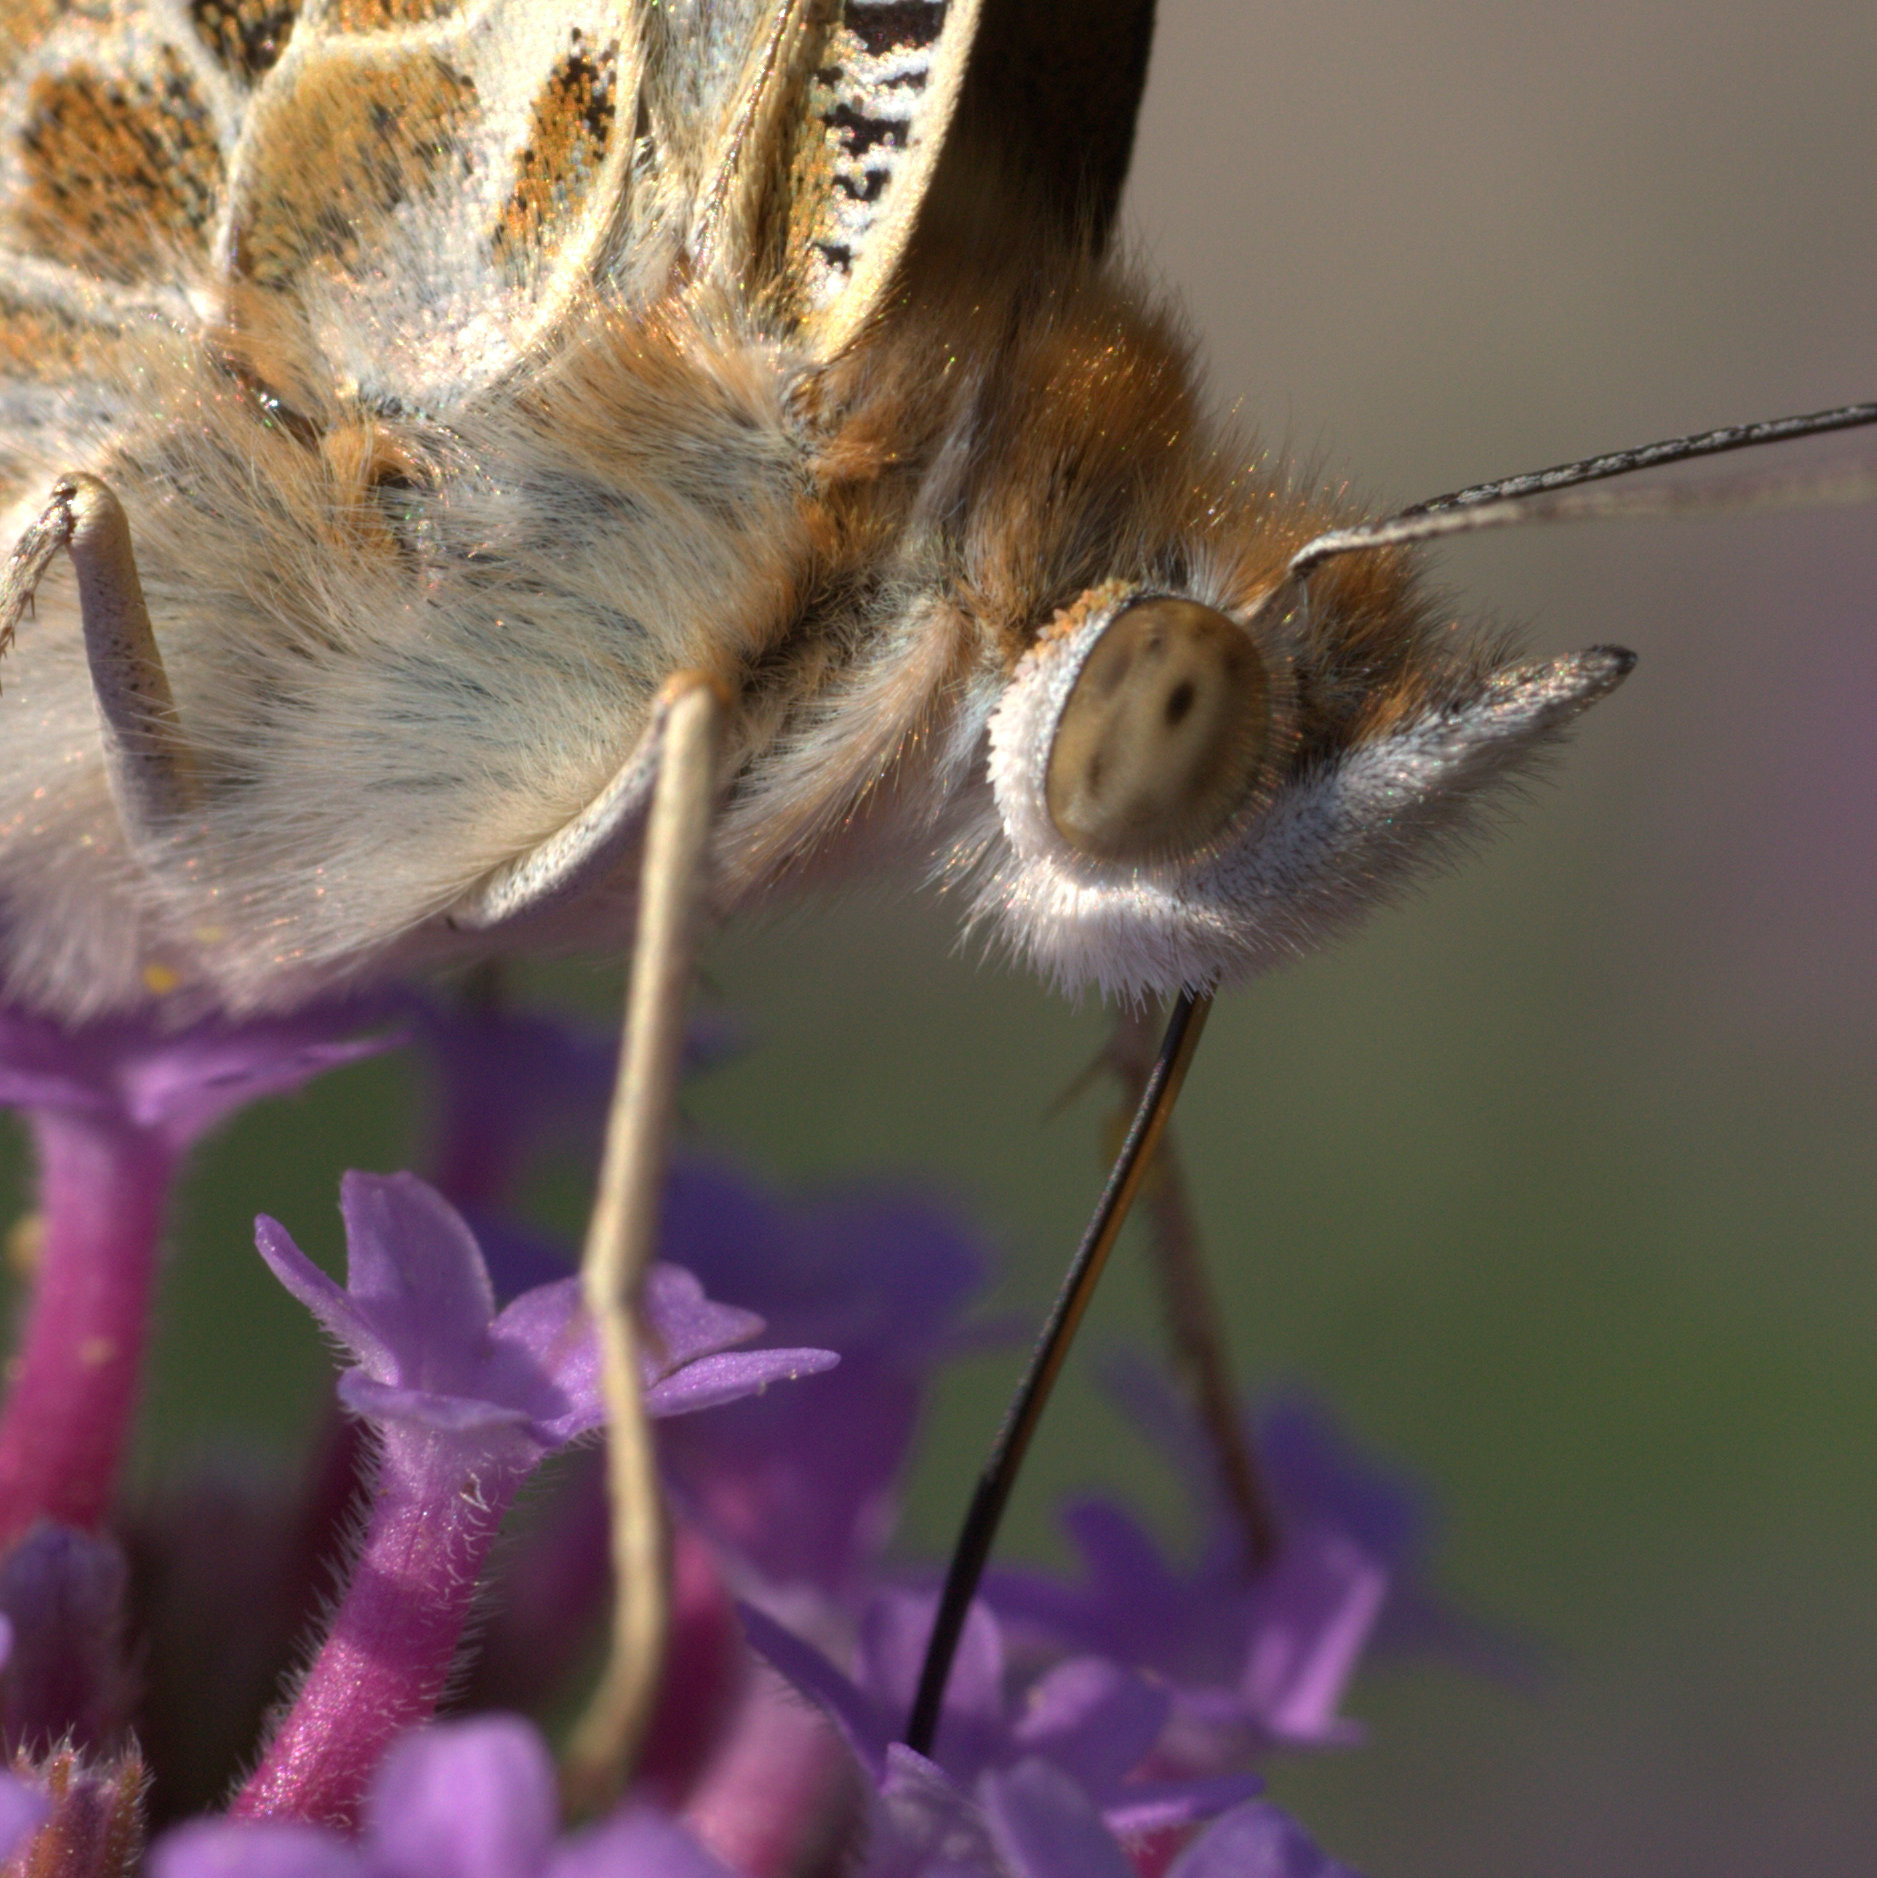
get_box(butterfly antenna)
[562,675,723,1814]
[905,990,1213,1758]
[1290,398,1877,580]
[1401,400,1877,516]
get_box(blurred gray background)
[17,2,1873,1874]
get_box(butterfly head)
[969,543,1632,1002]
[794,261,1635,1003]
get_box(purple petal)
[866,1747,1001,1878]
[146,1821,362,1878]
[484,1280,601,1446]
[1099,1774,1262,1840]
[122,1024,391,1148]
[0,1773,46,1862]
[255,1216,387,1374]
[337,1174,496,1393]
[365,1716,558,1878]
[859,1594,1003,1777]
[1057,1498,1194,1634]
[659,1165,986,1362]
[1241,1529,1386,1744]
[0,1004,391,1147]
[989,1499,1201,1672]
[737,1602,892,1779]
[336,1375,534,1438]
[643,1347,838,1419]
[0,1009,114,1113]
[977,1760,1134,1878]
[548,1806,741,1878]
[1164,1801,1361,1878]
[1260,1399,1425,1562]
[1010,1657,1166,1794]
[642,1265,766,1374]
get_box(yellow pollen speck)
[141,962,182,994]
[79,1337,116,1368]
[5,1213,43,1276]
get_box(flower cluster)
[0,992,1485,1875]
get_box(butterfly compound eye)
[1044,598,1272,862]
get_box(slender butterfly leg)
[0,475,201,848]
[561,674,724,1813]
[1109,1003,1279,1571]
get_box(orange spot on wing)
[492,33,618,287]
[13,48,222,284]
[231,53,477,287]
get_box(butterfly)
[0,0,1633,1026]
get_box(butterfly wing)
[0,0,1155,422]
[685,0,1157,358]
[0,0,235,501]
[0,0,685,420]
[216,0,647,413]
[911,0,1156,259]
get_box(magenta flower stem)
[232,1429,526,1830]
[0,1112,172,1549]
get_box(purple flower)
[855,1750,1357,1878]
[154,1716,741,1878]
[415,995,738,1229]
[742,1590,1257,1849]
[0,1003,390,1549]
[0,1730,148,1877]
[414,998,620,1213]
[233,1174,836,1828]
[464,1156,992,1816]
[0,1521,129,1753]
[1164,1801,1362,1878]
[0,1003,392,1157]
[255,1174,834,1452]
[0,1621,50,1860]
[0,1772,45,1867]
[989,1366,1465,1771]
[861,1748,1134,1878]
[658,1164,990,1597]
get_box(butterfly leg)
[0,475,201,851]
[562,673,724,1811]
[1109,1003,1279,1571]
